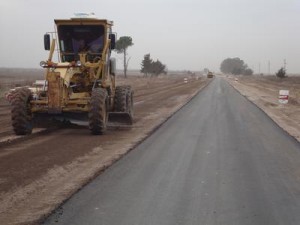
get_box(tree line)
[220,57,253,75]
[140,54,167,77]
[220,57,287,78]
[114,37,167,77]
[115,36,286,78]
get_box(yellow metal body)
[31,18,116,114]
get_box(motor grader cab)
[10,13,133,135]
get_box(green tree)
[276,67,286,78]
[140,54,153,77]
[220,57,252,75]
[243,68,254,75]
[150,60,167,76]
[114,36,133,78]
[140,54,167,77]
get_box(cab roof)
[54,19,113,26]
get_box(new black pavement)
[44,78,300,225]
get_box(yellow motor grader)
[11,13,133,135]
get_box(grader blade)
[108,112,133,125]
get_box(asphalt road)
[44,78,300,225]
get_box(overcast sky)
[0,0,299,73]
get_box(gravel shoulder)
[225,75,300,142]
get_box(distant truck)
[207,72,214,78]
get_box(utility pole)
[283,59,287,70]
[258,62,261,74]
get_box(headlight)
[40,61,47,67]
[75,61,82,67]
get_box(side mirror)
[44,34,50,50]
[109,33,116,50]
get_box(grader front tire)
[11,88,33,135]
[89,88,108,135]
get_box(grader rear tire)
[114,86,127,112]
[11,87,33,135]
[114,85,134,124]
[89,88,108,135]
[126,87,134,122]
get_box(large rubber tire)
[11,87,33,135]
[114,86,128,112]
[114,85,134,124]
[89,88,108,135]
[126,87,134,121]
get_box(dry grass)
[239,75,300,105]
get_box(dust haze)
[0,0,299,73]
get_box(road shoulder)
[225,76,300,142]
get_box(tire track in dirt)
[0,77,210,225]
[0,77,193,144]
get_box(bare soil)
[2,71,297,225]
[0,70,210,225]
[226,75,300,142]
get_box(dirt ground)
[1,72,299,225]
[0,70,210,225]
[226,75,300,142]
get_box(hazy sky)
[0,0,299,73]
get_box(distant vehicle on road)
[207,72,214,78]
